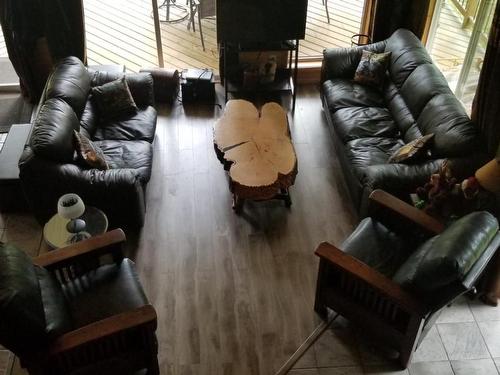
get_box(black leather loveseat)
[19,57,157,229]
[321,29,486,216]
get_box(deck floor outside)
[428,0,487,111]
[80,0,364,72]
[0,0,488,110]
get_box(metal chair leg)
[187,0,196,31]
[325,0,330,24]
[198,8,205,51]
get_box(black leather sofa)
[19,57,157,229]
[321,29,486,216]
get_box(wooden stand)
[221,40,299,112]
[214,100,297,212]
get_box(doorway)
[426,0,498,112]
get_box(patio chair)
[323,0,330,23]
[0,229,159,375]
[314,190,500,368]
[188,0,215,51]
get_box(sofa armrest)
[315,242,425,314]
[34,229,126,268]
[48,305,157,356]
[321,40,387,83]
[19,148,145,228]
[362,159,446,193]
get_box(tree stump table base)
[214,100,297,212]
[232,188,292,213]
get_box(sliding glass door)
[426,0,498,112]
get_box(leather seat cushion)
[345,137,404,177]
[332,107,399,143]
[62,259,148,328]
[323,79,385,113]
[94,140,153,182]
[342,217,415,278]
[93,106,157,143]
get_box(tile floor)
[290,295,500,374]
[3,209,500,375]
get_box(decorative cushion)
[353,50,391,88]
[91,77,138,119]
[393,211,499,294]
[388,133,434,164]
[74,131,109,170]
[0,243,47,354]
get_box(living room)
[0,0,500,375]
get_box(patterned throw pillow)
[388,134,435,164]
[353,50,392,88]
[91,76,138,119]
[73,130,109,170]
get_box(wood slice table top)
[214,100,297,202]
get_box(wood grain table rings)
[214,99,298,212]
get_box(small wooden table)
[214,100,297,212]
[43,206,108,248]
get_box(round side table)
[43,206,108,249]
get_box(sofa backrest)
[45,56,91,119]
[384,29,479,157]
[90,71,155,108]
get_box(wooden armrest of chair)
[48,304,157,356]
[33,229,126,268]
[369,190,445,235]
[315,242,425,314]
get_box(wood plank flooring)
[132,85,357,374]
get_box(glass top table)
[43,206,108,249]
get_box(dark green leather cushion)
[393,211,499,292]
[0,243,47,354]
[343,217,417,278]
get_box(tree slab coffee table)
[214,99,298,212]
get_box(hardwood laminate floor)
[133,85,357,374]
[5,86,500,375]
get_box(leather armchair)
[314,190,500,368]
[19,57,157,229]
[0,229,159,375]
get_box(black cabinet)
[220,39,299,111]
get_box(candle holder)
[57,194,86,233]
